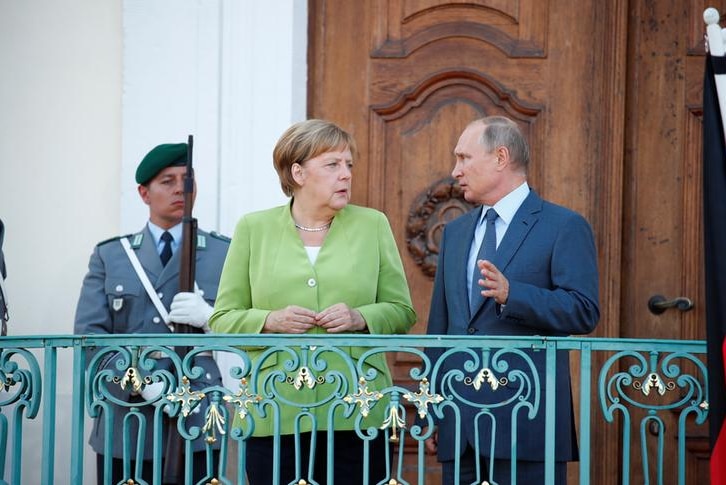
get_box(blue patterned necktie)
[160,231,173,267]
[469,208,498,315]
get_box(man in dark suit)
[424,116,600,484]
[74,143,230,484]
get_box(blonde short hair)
[273,119,357,197]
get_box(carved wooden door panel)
[308,0,712,482]
[618,1,723,482]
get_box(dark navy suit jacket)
[426,190,599,462]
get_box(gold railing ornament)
[701,400,709,411]
[287,366,323,390]
[223,377,262,420]
[2,375,14,391]
[467,367,507,391]
[117,366,143,393]
[206,479,220,485]
[343,377,383,417]
[166,376,205,417]
[634,372,675,396]
[202,401,226,444]
[403,378,443,419]
[380,404,405,443]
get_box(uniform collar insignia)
[197,234,206,249]
[131,233,144,249]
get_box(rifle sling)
[120,236,175,331]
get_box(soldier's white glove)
[139,381,172,415]
[169,292,213,332]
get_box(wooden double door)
[308,0,718,482]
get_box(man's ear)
[137,184,151,206]
[495,146,511,167]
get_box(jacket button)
[153,317,161,324]
[115,284,123,292]
[157,292,163,299]
[199,289,205,296]
[307,278,317,287]
[467,327,476,334]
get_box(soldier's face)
[137,166,196,229]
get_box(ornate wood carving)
[682,106,705,342]
[370,68,541,119]
[368,68,543,210]
[372,0,549,58]
[406,177,475,278]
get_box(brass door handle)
[648,295,694,315]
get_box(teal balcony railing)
[0,334,708,484]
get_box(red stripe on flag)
[713,337,726,485]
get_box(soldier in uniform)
[74,143,231,484]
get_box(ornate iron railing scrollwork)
[0,335,710,483]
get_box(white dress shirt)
[466,182,530,297]
[147,221,182,256]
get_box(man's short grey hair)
[472,116,530,171]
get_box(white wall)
[121,0,305,235]
[0,0,306,481]
[0,1,123,481]
[0,0,122,333]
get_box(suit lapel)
[156,247,180,288]
[451,208,481,322]
[492,191,542,273]
[469,191,542,318]
[135,226,163,283]
[155,229,207,289]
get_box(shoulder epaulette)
[96,234,132,247]
[129,233,144,249]
[209,231,231,243]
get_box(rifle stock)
[163,134,199,482]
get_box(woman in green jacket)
[210,119,416,484]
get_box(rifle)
[163,134,199,482]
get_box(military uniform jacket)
[74,225,230,459]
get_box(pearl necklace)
[294,221,331,232]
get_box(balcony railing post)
[41,342,57,485]
[70,338,86,484]
[579,341,593,485]
[544,340,557,484]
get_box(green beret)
[135,143,188,184]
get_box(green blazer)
[210,203,416,436]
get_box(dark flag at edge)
[703,52,726,485]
